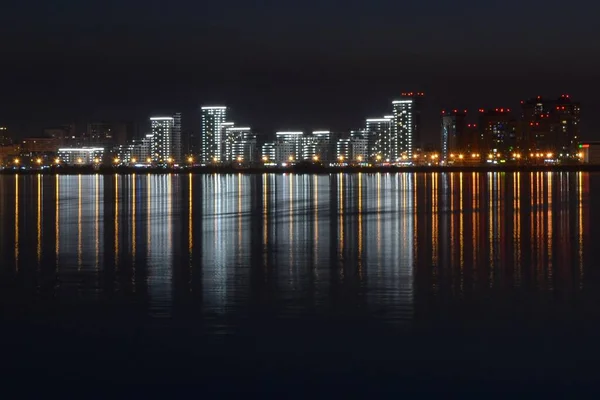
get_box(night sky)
[1,0,599,142]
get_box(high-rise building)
[261,142,276,163]
[201,106,227,163]
[336,138,351,162]
[223,127,257,163]
[392,92,424,159]
[520,95,581,157]
[302,131,332,162]
[150,117,175,163]
[172,112,182,163]
[478,108,517,155]
[441,110,467,162]
[365,117,392,161]
[464,123,480,153]
[274,131,303,163]
[181,130,197,157]
[350,130,369,163]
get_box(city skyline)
[0,92,589,167]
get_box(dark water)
[1,172,599,393]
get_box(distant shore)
[0,164,599,175]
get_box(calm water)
[1,172,600,392]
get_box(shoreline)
[0,164,598,175]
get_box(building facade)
[223,127,257,163]
[392,92,424,159]
[478,108,517,155]
[201,106,228,163]
[441,110,467,162]
[150,117,175,163]
[302,131,332,162]
[57,147,105,165]
[261,142,276,163]
[520,95,581,157]
[365,118,392,161]
[274,131,303,163]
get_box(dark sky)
[1,0,599,142]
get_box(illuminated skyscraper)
[365,117,392,161]
[201,106,227,163]
[392,92,424,159]
[150,117,175,163]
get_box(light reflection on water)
[0,172,593,329]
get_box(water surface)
[0,172,598,392]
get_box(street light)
[36,158,42,165]
[237,156,243,163]
[146,158,152,163]
[131,158,137,163]
[167,157,173,163]
[312,155,319,162]
[14,158,19,165]
[338,155,344,162]
[357,156,363,162]
[458,154,464,159]
[94,158,100,164]
[262,156,268,162]
[114,158,120,164]
[55,158,60,165]
[288,156,294,162]
[546,153,553,158]
[376,155,382,161]
[77,158,83,164]
[187,156,194,163]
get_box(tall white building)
[365,117,393,161]
[201,106,227,164]
[392,92,424,159]
[223,126,257,163]
[150,117,175,163]
[275,131,303,163]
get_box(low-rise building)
[57,147,105,165]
